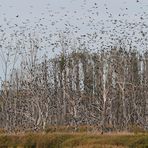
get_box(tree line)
[0,46,148,132]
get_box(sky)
[0,0,148,81]
[0,0,147,19]
[0,0,147,30]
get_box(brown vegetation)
[0,132,148,147]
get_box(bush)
[128,124,146,134]
[0,128,6,134]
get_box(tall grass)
[0,132,148,147]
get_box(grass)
[0,132,148,147]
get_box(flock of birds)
[0,0,147,70]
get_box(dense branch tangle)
[0,47,148,132]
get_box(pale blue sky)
[0,0,147,28]
[0,0,148,81]
[0,0,147,15]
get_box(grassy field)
[0,132,148,148]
